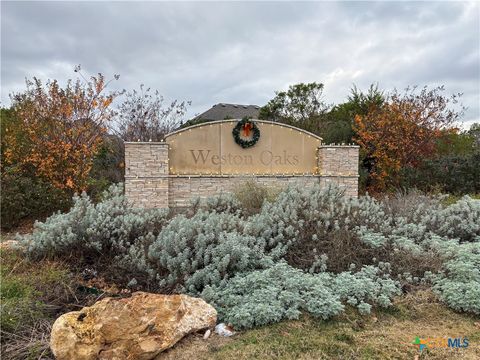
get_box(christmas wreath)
[232,117,260,148]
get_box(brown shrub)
[234,180,281,216]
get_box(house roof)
[194,103,261,121]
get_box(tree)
[324,84,385,144]
[115,85,190,141]
[469,123,480,147]
[353,86,464,192]
[87,134,125,200]
[5,66,120,192]
[1,107,30,172]
[400,151,480,194]
[259,82,330,134]
[399,123,479,195]
[435,131,476,157]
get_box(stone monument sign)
[125,119,359,208]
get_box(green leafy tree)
[324,84,385,144]
[259,82,385,145]
[468,123,480,147]
[259,82,330,134]
[436,131,476,157]
[400,152,480,194]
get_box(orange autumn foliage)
[353,86,463,192]
[4,73,120,192]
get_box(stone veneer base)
[125,142,359,209]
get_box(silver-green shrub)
[245,184,392,272]
[19,192,95,257]
[381,189,445,224]
[433,241,480,314]
[190,192,242,215]
[420,196,480,243]
[18,182,480,327]
[332,262,402,312]
[201,262,344,329]
[147,210,272,293]
[383,192,480,243]
[20,184,169,259]
[202,261,402,329]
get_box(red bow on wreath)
[243,122,253,137]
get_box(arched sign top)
[165,119,323,175]
[165,119,323,140]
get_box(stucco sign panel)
[164,120,322,175]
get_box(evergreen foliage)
[202,261,401,329]
[433,241,480,314]
[190,192,242,215]
[147,210,271,293]
[201,262,344,329]
[19,183,480,329]
[20,184,169,259]
[400,151,480,195]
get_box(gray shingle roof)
[195,103,260,121]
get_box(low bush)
[202,261,401,329]
[20,184,169,261]
[190,192,242,215]
[146,210,271,293]
[18,182,480,330]
[201,262,344,329]
[1,169,71,230]
[233,180,280,216]
[245,185,393,272]
[399,152,480,194]
[433,241,480,314]
[421,195,480,243]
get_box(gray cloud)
[1,1,479,128]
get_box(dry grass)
[1,320,53,360]
[158,290,480,360]
[0,248,92,360]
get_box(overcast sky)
[1,1,479,128]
